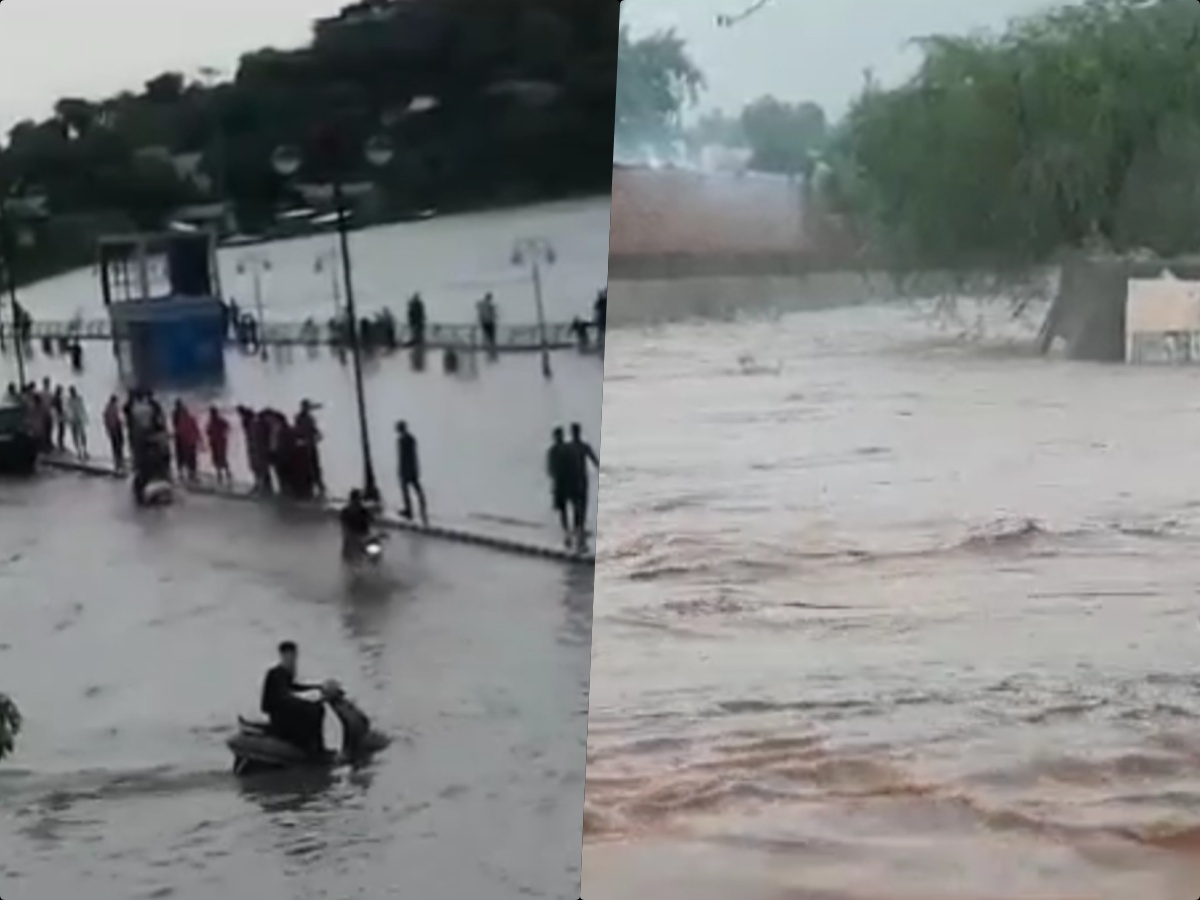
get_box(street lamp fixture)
[511,237,555,380]
[270,130,398,504]
[235,253,272,360]
[0,192,36,388]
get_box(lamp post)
[271,134,396,504]
[0,196,30,387]
[511,237,555,379]
[235,251,271,359]
[314,249,342,316]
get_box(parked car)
[0,402,38,476]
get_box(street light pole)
[0,203,27,387]
[512,237,555,379]
[332,176,380,504]
[236,252,270,360]
[272,98,438,505]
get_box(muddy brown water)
[584,301,1200,900]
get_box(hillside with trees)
[0,0,618,281]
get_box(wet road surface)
[584,301,1200,900]
[0,473,591,899]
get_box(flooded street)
[0,474,591,898]
[584,302,1200,900]
[5,197,607,533]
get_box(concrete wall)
[1043,255,1200,361]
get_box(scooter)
[343,531,387,567]
[227,681,389,776]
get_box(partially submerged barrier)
[41,456,595,567]
[2,318,591,353]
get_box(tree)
[739,96,828,175]
[613,26,704,157]
[0,693,20,761]
[0,0,620,282]
[836,0,1200,272]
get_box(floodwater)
[584,301,1200,900]
[6,196,607,534]
[0,474,592,899]
[2,346,603,535]
[23,197,610,325]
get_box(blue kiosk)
[99,230,227,387]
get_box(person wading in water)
[546,427,572,547]
[562,422,599,552]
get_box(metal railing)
[0,318,598,351]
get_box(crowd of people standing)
[7,379,90,458]
[94,390,328,501]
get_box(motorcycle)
[132,434,174,507]
[227,681,389,776]
[342,531,387,567]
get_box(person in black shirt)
[339,489,375,561]
[563,422,599,551]
[395,421,429,526]
[260,641,327,756]
[545,427,571,544]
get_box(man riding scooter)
[339,489,376,563]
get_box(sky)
[620,0,1062,118]
[0,0,346,132]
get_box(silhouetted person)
[563,422,599,551]
[104,395,126,470]
[395,420,428,525]
[407,293,426,348]
[594,287,607,345]
[545,427,571,544]
[206,406,231,484]
[294,400,325,497]
[476,292,498,352]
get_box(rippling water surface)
[0,476,591,899]
[584,301,1200,900]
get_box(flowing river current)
[584,300,1200,900]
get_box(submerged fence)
[0,318,593,351]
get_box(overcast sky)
[0,0,1066,134]
[621,0,1061,117]
[0,0,346,132]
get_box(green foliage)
[739,96,828,175]
[0,0,618,273]
[614,27,704,155]
[0,693,20,761]
[835,0,1200,271]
